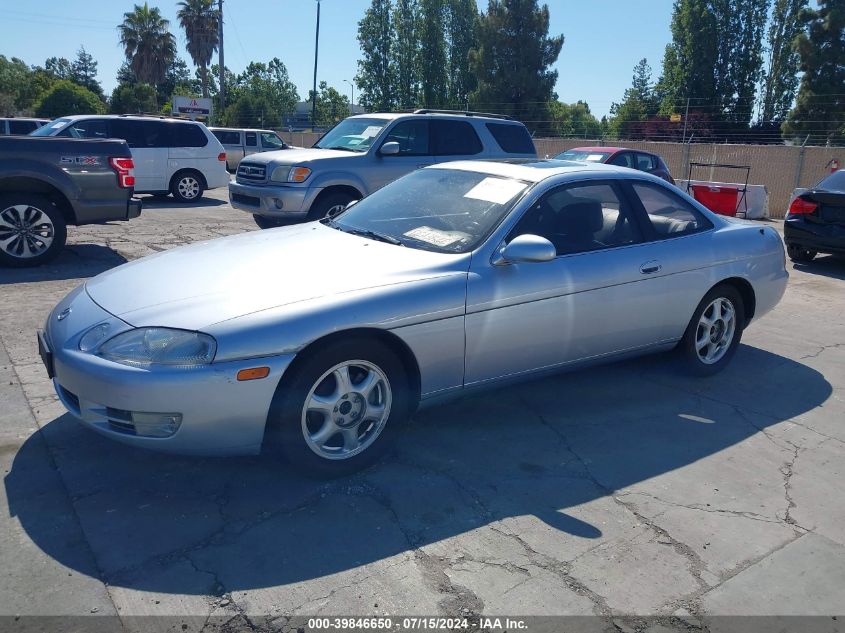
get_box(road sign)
[172,96,213,119]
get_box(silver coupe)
[39,160,788,475]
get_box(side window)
[245,132,257,147]
[632,182,712,237]
[486,122,535,154]
[636,153,657,172]
[9,120,38,134]
[382,120,430,156]
[214,130,241,144]
[58,119,109,139]
[138,121,172,148]
[509,181,642,256]
[173,122,208,147]
[260,131,286,149]
[110,119,147,147]
[608,152,635,168]
[431,120,483,156]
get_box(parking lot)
[1,189,844,631]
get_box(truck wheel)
[307,191,358,221]
[0,194,67,268]
[170,171,205,203]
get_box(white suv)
[33,115,229,202]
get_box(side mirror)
[379,141,400,156]
[495,234,556,265]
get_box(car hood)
[85,223,468,330]
[248,147,364,166]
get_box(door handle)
[640,261,662,274]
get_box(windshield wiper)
[344,227,403,246]
[320,145,360,152]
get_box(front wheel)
[679,284,745,376]
[307,191,358,221]
[170,172,205,203]
[786,243,816,263]
[0,194,67,267]
[269,339,413,477]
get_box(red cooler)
[690,184,740,216]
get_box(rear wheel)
[268,339,412,477]
[0,194,67,268]
[307,191,358,221]
[786,243,816,263]
[170,171,205,203]
[679,284,745,376]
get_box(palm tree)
[117,3,177,88]
[177,0,219,98]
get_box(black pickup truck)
[0,135,142,267]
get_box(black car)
[784,170,845,263]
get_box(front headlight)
[270,165,311,183]
[96,328,217,368]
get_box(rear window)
[817,170,845,193]
[431,120,482,156]
[486,122,535,154]
[213,130,241,145]
[555,150,613,163]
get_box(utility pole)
[312,0,321,129]
[218,0,225,116]
[344,79,354,115]
[681,97,690,143]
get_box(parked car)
[229,109,537,229]
[555,147,675,184]
[32,115,229,202]
[1,117,50,135]
[209,127,295,170]
[0,135,141,267]
[784,169,845,262]
[40,160,786,475]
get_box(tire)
[679,284,745,376]
[170,171,205,203]
[253,215,285,230]
[268,338,413,477]
[0,194,67,268]
[786,243,816,263]
[307,191,358,221]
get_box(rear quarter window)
[173,122,208,148]
[486,122,535,154]
[213,130,241,145]
[632,181,713,238]
[8,120,38,135]
[431,120,483,156]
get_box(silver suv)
[228,109,536,228]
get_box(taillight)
[109,157,135,188]
[218,152,226,162]
[788,197,817,215]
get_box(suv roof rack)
[412,109,513,121]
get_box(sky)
[0,0,675,119]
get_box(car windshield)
[555,150,612,163]
[315,117,389,152]
[817,170,845,193]
[329,168,530,253]
[30,118,71,136]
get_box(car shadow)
[792,255,845,281]
[139,195,229,210]
[0,244,127,284]
[4,345,832,595]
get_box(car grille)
[237,162,266,183]
[232,193,261,207]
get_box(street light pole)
[343,79,354,115]
[218,0,225,115]
[311,0,321,130]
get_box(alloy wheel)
[301,360,392,460]
[177,176,200,200]
[0,204,55,259]
[695,297,736,364]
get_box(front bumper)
[228,181,319,219]
[43,286,295,456]
[784,216,845,255]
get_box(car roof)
[428,158,646,183]
[56,114,201,124]
[564,146,628,154]
[347,111,523,124]
[209,127,276,133]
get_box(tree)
[177,0,219,98]
[392,0,419,109]
[418,0,448,107]
[548,101,602,138]
[356,0,394,111]
[609,59,659,139]
[110,82,158,114]
[783,0,845,144]
[44,57,73,80]
[34,80,105,118]
[70,47,102,97]
[445,0,478,107]
[0,55,40,113]
[118,3,177,90]
[759,0,807,123]
[157,57,199,104]
[469,0,564,134]
[310,81,351,127]
[221,93,276,128]
[236,58,299,120]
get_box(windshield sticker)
[51,121,66,129]
[404,226,463,247]
[361,126,382,137]
[464,177,525,204]
[586,154,605,162]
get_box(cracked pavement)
[1,189,844,631]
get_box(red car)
[555,146,675,184]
